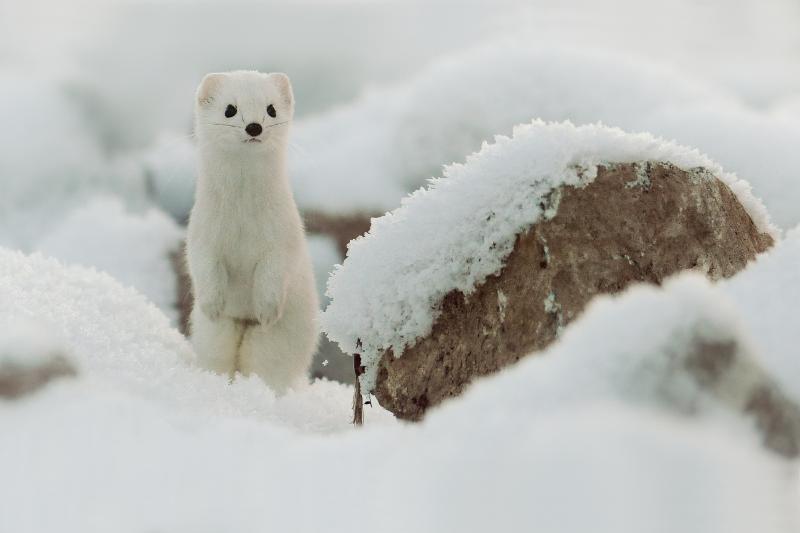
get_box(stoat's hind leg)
[190,308,243,380]
[238,317,315,394]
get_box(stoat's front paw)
[200,295,225,321]
[254,297,284,327]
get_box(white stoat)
[187,70,318,393]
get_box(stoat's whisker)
[207,121,290,130]
[264,120,290,129]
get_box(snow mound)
[0,316,69,370]
[0,248,393,432]
[724,227,800,404]
[0,270,796,532]
[0,72,150,249]
[322,121,774,383]
[35,195,184,321]
[2,392,793,533]
[291,43,722,214]
[141,132,197,222]
[1,244,798,531]
[291,42,800,229]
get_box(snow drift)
[0,248,391,433]
[1,246,798,532]
[290,42,800,229]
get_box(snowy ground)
[1,0,800,530]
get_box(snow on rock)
[0,248,393,432]
[321,121,775,392]
[35,195,184,321]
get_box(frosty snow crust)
[321,121,775,390]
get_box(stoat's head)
[194,70,294,152]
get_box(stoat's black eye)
[225,104,237,118]
[266,104,276,118]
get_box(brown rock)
[303,210,376,257]
[372,162,774,421]
[0,354,76,399]
[683,338,800,459]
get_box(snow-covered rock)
[322,121,775,400]
[369,160,774,419]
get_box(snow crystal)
[321,121,775,390]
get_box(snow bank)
[0,248,393,433]
[321,121,774,387]
[1,240,798,532]
[0,72,151,248]
[0,316,68,370]
[0,268,796,532]
[307,234,341,305]
[2,390,793,533]
[640,103,800,230]
[0,73,105,215]
[35,196,184,321]
[291,44,718,213]
[141,132,197,222]
[723,228,800,404]
[291,42,800,229]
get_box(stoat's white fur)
[187,70,318,392]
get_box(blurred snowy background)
[3,0,799,382]
[2,1,800,531]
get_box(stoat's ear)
[197,73,225,106]
[269,73,293,107]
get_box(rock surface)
[682,337,800,458]
[0,354,76,399]
[372,162,774,421]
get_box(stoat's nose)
[245,123,263,137]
